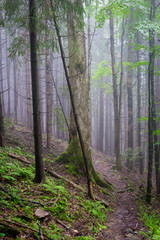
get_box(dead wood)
[54,218,78,234]
[46,169,84,191]
[0,219,20,235]
[46,169,109,207]
[7,152,30,164]
[54,218,70,230]
[52,193,61,204]
[0,218,52,240]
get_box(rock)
[35,208,49,219]
[125,233,140,240]
[72,229,78,234]
[126,228,134,234]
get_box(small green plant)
[121,147,143,165]
[127,180,135,192]
[49,222,62,233]
[65,163,78,176]
[138,203,160,239]
[75,237,95,240]
[82,200,107,223]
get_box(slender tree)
[45,20,52,151]
[0,92,5,147]
[109,11,121,169]
[126,7,134,170]
[29,0,45,183]
[146,0,155,204]
[136,31,144,175]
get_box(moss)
[56,135,85,173]
[91,165,113,190]
[56,135,113,190]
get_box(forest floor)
[0,119,151,240]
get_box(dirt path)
[92,152,146,240]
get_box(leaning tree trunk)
[29,0,44,183]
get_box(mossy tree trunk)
[56,1,112,190]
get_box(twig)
[53,193,61,204]
[54,218,69,229]
[43,193,61,206]
[38,222,44,240]
[46,169,84,191]
[7,152,30,164]
[46,169,109,207]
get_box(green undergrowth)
[138,199,160,240]
[0,146,110,239]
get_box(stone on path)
[35,208,49,219]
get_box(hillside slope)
[0,119,149,239]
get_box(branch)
[46,169,109,207]
[156,2,160,9]
[7,153,30,164]
[0,218,52,240]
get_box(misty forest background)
[0,1,160,236]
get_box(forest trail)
[92,152,146,240]
[4,123,147,239]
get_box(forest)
[0,0,160,239]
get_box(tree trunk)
[146,0,155,204]
[127,8,134,170]
[154,57,160,195]
[45,20,52,151]
[50,1,112,198]
[109,11,121,170]
[6,35,11,118]
[137,31,144,175]
[0,28,4,115]
[0,92,5,147]
[98,88,104,152]
[29,0,45,183]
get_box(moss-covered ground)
[0,119,113,239]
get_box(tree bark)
[98,88,104,152]
[45,20,52,151]
[0,92,5,147]
[29,0,45,183]
[109,11,121,170]
[127,8,134,170]
[6,35,11,118]
[146,0,155,204]
[137,31,144,175]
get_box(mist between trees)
[0,0,160,203]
